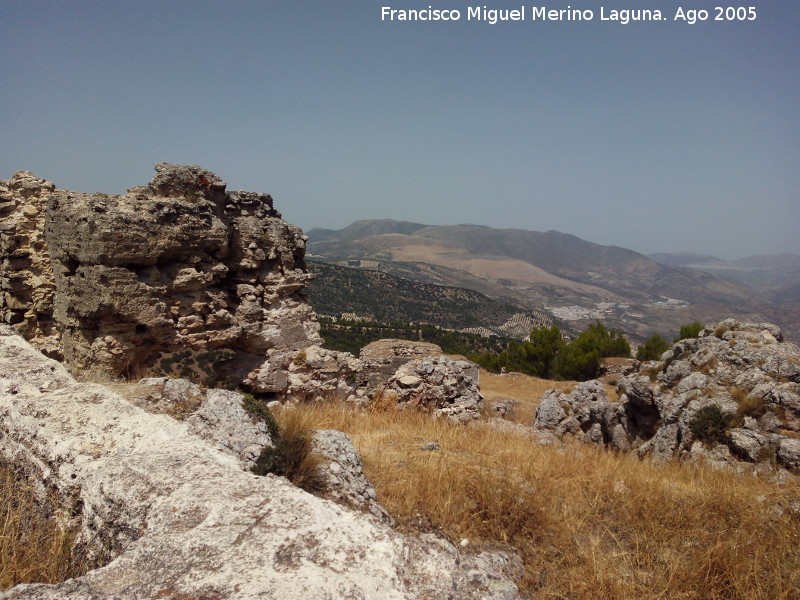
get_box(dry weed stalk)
[0,463,89,589]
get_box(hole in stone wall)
[64,258,79,276]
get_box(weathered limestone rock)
[128,376,276,469]
[185,388,276,469]
[728,427,770,462]
[387,355,484,424]
[2,164,322,395]
[534,320,800,474]
[127,376,205,418]
[0,171,59,357]
[0,326,521,600]
[310,429,393,525]
[533,380,629,447]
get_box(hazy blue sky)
[2,1,798,259]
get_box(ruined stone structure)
[0,171,59,358]
[1,164,321,394]
[1,165,485,411]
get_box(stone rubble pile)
[387,355,484,424]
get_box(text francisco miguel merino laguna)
[383,5,675,24]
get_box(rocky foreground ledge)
[0,326,520,600]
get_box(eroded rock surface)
[0,326,521,600]
[534,320,800,474]
[1,164,321,394]
[0,171,59,358]
[310,429,393,525]
[387,355,485,424]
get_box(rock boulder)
[533,320,800,474]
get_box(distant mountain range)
[649,252,800,300]
[307,220,798,342]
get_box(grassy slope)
[276,372,800,600]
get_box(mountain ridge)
[307,220,794,341]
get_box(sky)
[2,0,798,260]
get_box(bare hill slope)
[308,221,789,341]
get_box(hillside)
[650,252,800,340]
[307,220,785,341]
[306,260,560,337]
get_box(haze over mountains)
[650,252,800,301]
[308,220,798,342]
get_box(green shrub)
[525,325,565,378]
[689,405,732,446]
[636,333,670,361]
[552,322,631,381]
[674,322,704,342]
[553,345,601,381]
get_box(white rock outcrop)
[533,320,800,474]
[0,326,521,599]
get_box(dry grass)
[0,462,89,590]
[274,402,800,600]
[8,366,795,597]
[250,403,326,494]
[480,369,617,424]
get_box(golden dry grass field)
[3,370,800,599]
[275,370,800,600]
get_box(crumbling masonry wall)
[0,164,322,393]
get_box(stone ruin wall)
[1,164,322,394]
[0,171,59,358]
[1,163,486,419]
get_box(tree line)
[319,314,706,382]
[468,320,705,381]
